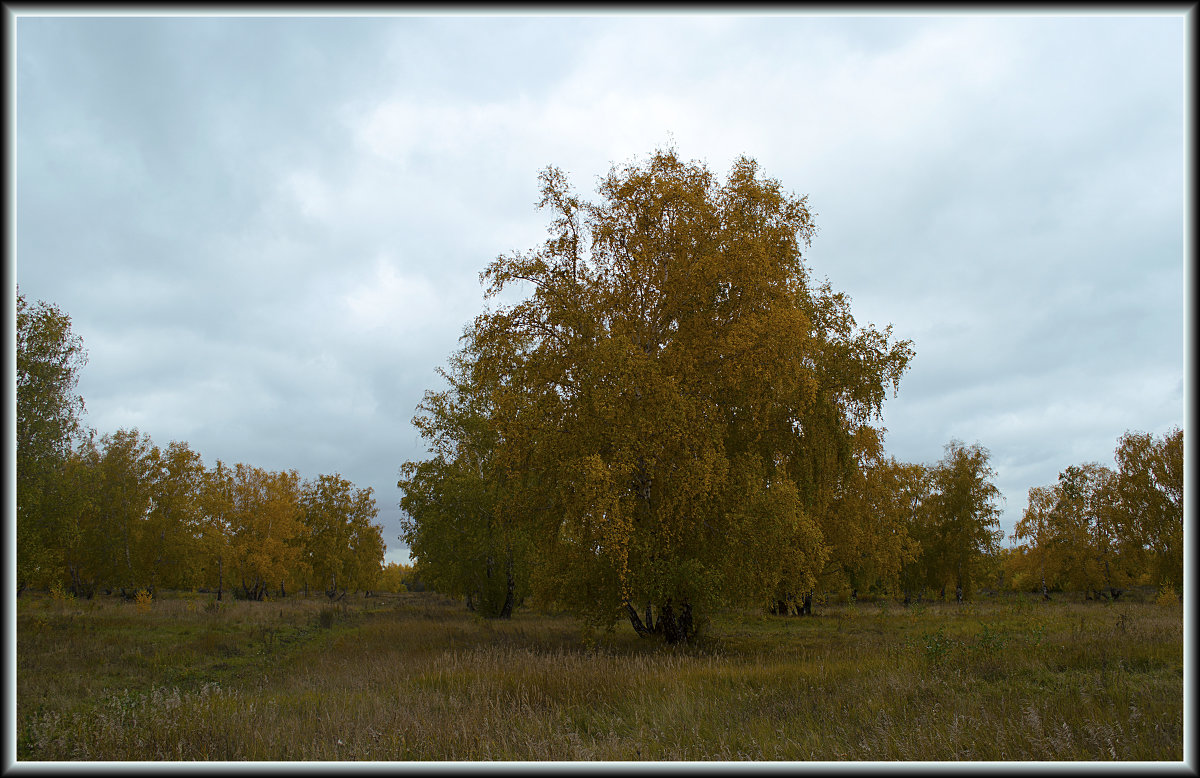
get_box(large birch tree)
[402,148,914,641]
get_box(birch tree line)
[1007,428,1183,601]
[16,288,386,600]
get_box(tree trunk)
[659,600,680,642]
[679,600,693,640]
[122,514,133,585]
[69,565,96,599]
[657,602,686,643]
[625,601,652,637]
[656,599,695,644]
[498,549,515,619]
[216,556,223,601]
[802,591,813,616]
[1102,560,1122,600]
[242,578,267,601]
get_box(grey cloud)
[15,14,1185,562]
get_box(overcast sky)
[13,11,1187,565]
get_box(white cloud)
[341,255,455,336]
[283,169,333,221]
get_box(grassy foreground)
[16,589,1183,761]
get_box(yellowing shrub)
[1155,586,1178,606]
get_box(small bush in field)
[1155,586,1178,606]
[921,627,954,666]
[50,582,74,602]
[976,623,1009,654]
[134,589,153,614]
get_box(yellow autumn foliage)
[403,146,915,641]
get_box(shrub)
[921,627,954,666]
[1155,586,1178,606]
[50,582,74,602]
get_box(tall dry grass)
[17,590,1183,761]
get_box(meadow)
[16,588,1183,761]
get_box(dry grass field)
[15,589,1183,761]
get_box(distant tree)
[1012,485,1057,599]
[346,500,386,595]
[348,511,384,595]
[302,474,356,598]
[399,332,535,618]
[996,545,1032,593]
[197,460,236,599]
[837,453,922,600]
[377,561,414,592]
[885,460,936,603]
[924,440,1004,601]
[93,428,159,596]
[73,431,209,598]
[1011,429,1181,600]
[272,472,388,599]
[142,440,208,592]
[56,435,105,598]
[227,465,304,601]
[1110,428,1183,596]
[1050,463,1133,599]
[401,457,526,613]
[16,288,89,593]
